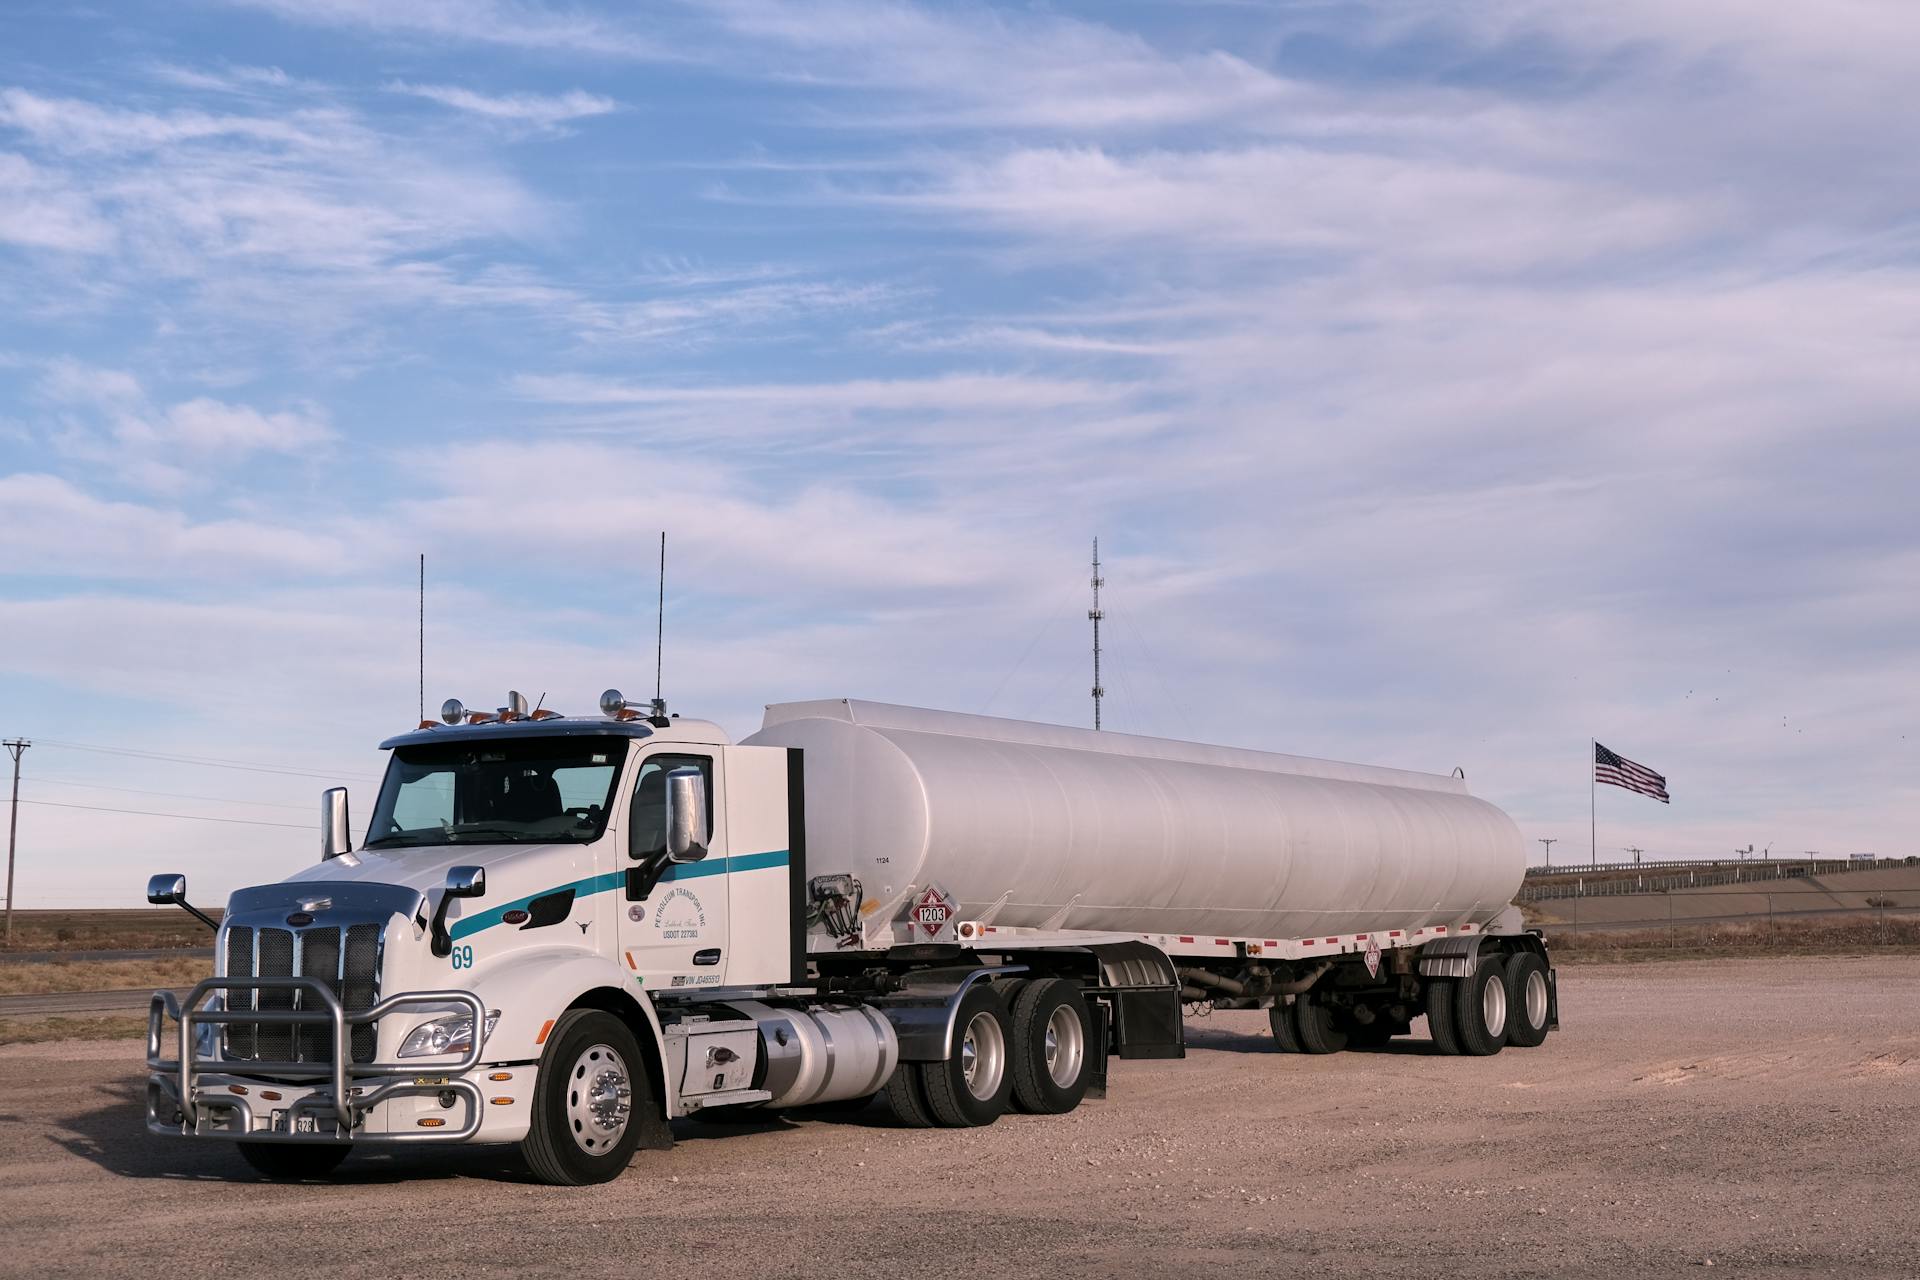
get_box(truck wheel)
[1293,992,1349,1054]
[884,1061,936,1128]
[1425,979,1462,1056]
[237,1142,351,1181]
[1009,978,1091,1114]
[918,985,1014,1127]
[1504,953,1552,1048]
[1452,955,1509,1057]
[1268,998,1302,1053]
[522,1009,650,1186]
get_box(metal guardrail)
[149,976,485,1140]
[1526,856,1914,879]
[1520,860,1918,902]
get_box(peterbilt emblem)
[286,912,314,927]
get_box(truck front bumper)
[147,977,521,1144]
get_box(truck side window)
[628,754,714,861]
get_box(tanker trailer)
[143,689,1556,1185]
[745,699,1554,1065]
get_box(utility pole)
[4,739,28,947]
[1625,845,1644,866]
[1537,837,1558,869]
[1088,537,1105,731]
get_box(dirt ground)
[0,955,1915,1280]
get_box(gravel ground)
[0,955,1915,1280]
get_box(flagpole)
[1590,738,1597,864]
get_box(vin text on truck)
[145,693,1557,1184]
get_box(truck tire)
[1452,955,1509,1057]
[1009,978,1092,1115]
[918,984,1014,1127]
[1268,998,1303,1053]
[1504,952,1552,1048]
[884,1061,936,1128]
[522,1009,650,1186]
[1425,979,1462,1056]
[237,1142,351,1181]
[1293,991,1349,1054]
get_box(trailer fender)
[1416,935,1488,979]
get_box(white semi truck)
[145,693,1556,1185]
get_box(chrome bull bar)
[148,977,486,1141]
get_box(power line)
[34,739,377,781]
[27,777,311,812]
[19,799,313,830]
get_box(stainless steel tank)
[744,699,1525,940]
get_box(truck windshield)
[363,737,630,849]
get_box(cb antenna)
[1089,536,1104,731]
[417,552,425,723]
[652,532,668,723]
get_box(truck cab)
[147,691,829,1184]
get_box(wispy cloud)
[385,81,618,127]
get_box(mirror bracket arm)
[430,898,454,957]
[175,899,220,933]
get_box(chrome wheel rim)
[565,1042,631,1155]
[1525,969,1548,1029]
[959,1010,1006,1101]
[1043,1004,1085,1088]
[1482,973,1508,1039]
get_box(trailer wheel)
[522,1009,650,1186]
[1293,992,1349,1054]
[1009,978,1092,1114]
[1504,952,1552,1048]
[237,1142,351,1181]
[918,984,1014,1127]
[1424,979,1462,1056]
[883,1061,936,1128]
[1267,998,1302,1053]
[1452,955,1509,1057]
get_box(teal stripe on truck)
[448,849,790,942]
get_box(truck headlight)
[397,1010,499,1058]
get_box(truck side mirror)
[430,865,487,957]
[664,768,709,863]
[321,787,352,861]
[146,873,218,932]
[445,865,487,898]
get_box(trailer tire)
[1452,955,1509,1057]
[522,1009,650,1186]
[237,1142,351,1181]
[1268,998,1303,1053]
[1294,992,1349,1054]
[1009,978,1092,1115]
[1504,952,1552,1048]
[918,985,1014,1127]
[1425,979,1462,1056]
[883,1061,936,1128]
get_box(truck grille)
[223,923,381,1064]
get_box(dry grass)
[0,1016,149,1045]
[0,956,211,996]
[1,908,217,953]
[1547,913,1920,962]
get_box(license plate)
[273,1110,320,1134]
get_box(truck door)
[619,750,729,991]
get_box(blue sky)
[2,0,1915,905]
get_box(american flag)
[1595,742,1669,803]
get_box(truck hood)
[274,841,587,901]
